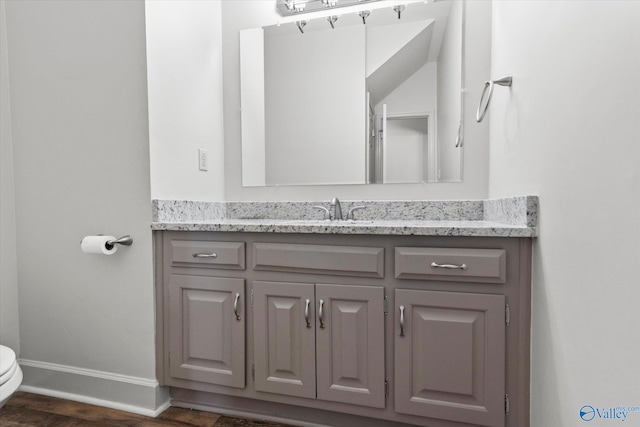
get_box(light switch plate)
[198,148,208,171]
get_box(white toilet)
[0,345,23,408]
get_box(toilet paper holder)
[80,235,133,249]
[105,235,133,249]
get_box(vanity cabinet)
[155,231,532,427]
[394,289,506,427]
[393,246,512,427]
[168,275,245,388]
[162,239,247,389]
[253,280,385,408]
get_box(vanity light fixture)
[276,0,380,17]
[277,1,421,32]
[286,1,306,13]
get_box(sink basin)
[282,219,328,224]
[277,219,375,225]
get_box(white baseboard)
[18,359,170,417]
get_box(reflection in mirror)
[241,1,464,187]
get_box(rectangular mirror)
[241,0,464,187]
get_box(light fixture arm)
[393,5,405,19]
[358,10,370,24]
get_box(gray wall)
[0,0,20,352]
[4,0,162,412]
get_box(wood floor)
[0,392,294,426]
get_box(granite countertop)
[150,196,538,238]
[151,218,534,237]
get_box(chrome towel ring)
[476,76,512,123]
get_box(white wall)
[4,0,164,413]
[240,28,266,187]
[0,0,19,352]
[222,0,490,201]
[488,2,640,426]
[436,0,463,182]
[146,0,225,202]
[366,19,434,79]
[375,63,438,183]
[264,24,366,186]
[383,117,429,183]
[375,62,438,116]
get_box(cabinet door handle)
[318,299,325,329]
[304,299,311,328]
[430,261,467,270]
[193,252,217,258]
[399,305,405,337]
[233,293,241,320]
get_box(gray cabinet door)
[169,275,245,388]
[316,284,385,408]
[253,281,316,399]
[395,290,506,427]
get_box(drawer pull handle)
[399,305,405,337]
[193,252,217,258]
[318,299,325,329]
[233,293,241,320]
[430,262,467,270]
[304,299,311,328]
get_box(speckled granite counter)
[151,196,538,238]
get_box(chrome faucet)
[312,205,330,220]
[318,198,366,221]
[330,197,343,221]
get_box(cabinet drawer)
[395,247,506,283]
[253,243,384,278]
[170,240,245,270]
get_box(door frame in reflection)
[372,109,436,184]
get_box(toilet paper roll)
[81,235,118,255]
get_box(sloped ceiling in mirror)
[365,0,452,107]
[366,20,434,106]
